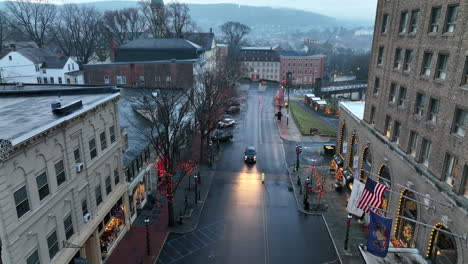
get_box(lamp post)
[344,214,353,251]
[295,143,302,171]
[144,217,150,255]
[286,72,292,126]
[194,174,199,202]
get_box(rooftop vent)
[51,100,83,116]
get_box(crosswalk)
[157,220,225,264]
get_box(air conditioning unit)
[83,213,91,223]
[75,163,84,173]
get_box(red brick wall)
[83,62,194,89]
[279,56,326,85]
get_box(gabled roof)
[15,48,70,69]
[118,38,201,50]
[182,33,215,51]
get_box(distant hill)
[0,1,338,30]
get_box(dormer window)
[35,65,40,72]
[8,56,12,61]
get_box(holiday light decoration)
[359,146,369,182]
[347,133,356,170]
[426,222,445,258]
[338,122,346,155]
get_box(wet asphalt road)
[158,83,339,264]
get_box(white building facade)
[240,47,281,82]
[0,85,129,264]
[0,48,83,84]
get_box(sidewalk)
[106,132,216,263]
[276,108,333,143]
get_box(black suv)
[211,129,233,142]
[244,146,257,163]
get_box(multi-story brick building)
[239,47,281,82]
[335,0,468,263]
[0,84,129,264]
[277,51,326,86]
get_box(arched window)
[378,165,391,214]
[339,123,347,155]
[347,134,358,169]
[360,147,372,182]
[426,223,458,264]
[393,190,417,248]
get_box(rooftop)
[85,59,198,67]
[0,84,119,145]
[182,32,215,51]
[15,48,70,69]
[118,38,201,50]
[339,101,365,120]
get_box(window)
[444,154,459,186]
[389,83,396,103]
[50,77,54,84]
[427,98,439,123]
[421,52,433,76]
[398,86,407,107]
[399,11,408,33]
[74,148,81,163]
[105,176,112,195]
[414,93,425,116]
[104,76,109,84]
[67,78,70,84]
[461,57,468,85]
[451,108,466,137]
[55,160,66,186]
[47,231,59,259]
[382,14,389,33]
[64,214,74,239]
[8,55,12,60]
[408,131,418,157]
[429,7,442,33]
[114,169,120,185]
[35,64,40,72]
[95,185,102,206]
[139,76,145,85]
[373,77,380,95]
[166,76,172,86]
[14,186,30,218]
[420,138,432,167]
[100,131,107,151]
[370,105,376,125]
[82,199,88,216]
[392,121,401,143]
[36,172,49,200]
[58,77,62,84]
[403,50,413,72]
[435,54,449,80]
[72,64,75,70]
[463,166,468,198]
[26,250,40,264]
[89,138,97,159]
[409,10,419,33]
[393,48,402,69]
[43,77,47,84]
[384,115,392,137]
[109,125,116,143]
[116,76,126,84]
[68,64,71,71]
[444,5,459,33]
[377,46,384,65]
[37,77,41,83]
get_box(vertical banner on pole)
[367,211,392,257]
[347,179,365,217]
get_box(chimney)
[10,44,16,51]
[209,28,212,33]
[109,35,116,62]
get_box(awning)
[358,245,427,264]
[333,154,344,166]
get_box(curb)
[321,214,344,264]
[169,169,215,234]
[287,167,322,216]
[154,231,170,263]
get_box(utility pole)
[286,72,292,126]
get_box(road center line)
[262,185,270,264]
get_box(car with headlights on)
[244,146,257,163]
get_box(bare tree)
[0,10,12,55]
[95,26,110,62]
[103,8,147,46]
[166,2,195,38]
[6,0,58,48]
[220,21,250,53]
[139,0,169,38]
[55,5,103,66]
[126,88,195,226]
[189,68,236,166]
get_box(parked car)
[211,129,233,142]
[244,146,257,163]
[217,118,236,128]
[226,106,240,114]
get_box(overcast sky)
[53,0,378,21]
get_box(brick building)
[239,47,281,82]
[277,51,326,86]
[335,0,468,263]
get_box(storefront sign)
[347,179,365,217]
[342,142,348,154]
[353,155,359,169]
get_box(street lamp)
[295,144,303,171]
[286,72,292,126]
[144,217,150,255]
[194,174,199,202]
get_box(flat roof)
[0,85,119,145]
[339,101,365,120]
[85,59,198,66]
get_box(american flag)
[357,178,388,213]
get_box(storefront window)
[339,124,347,155]
[427,224,458,264]
[360,147,373,182]
[100,201,126,258]
[133,183,146,209]
[393,190,417,248]
[378,165,391,216]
